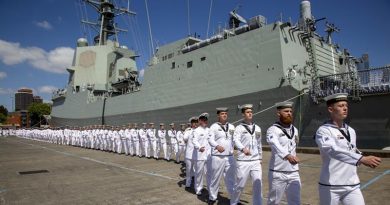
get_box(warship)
[50,0,390,149]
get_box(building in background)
[33,96,43,103]
[15,88,33,111]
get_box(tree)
[0,105,8,124]
[28,103,51,127]
[0,105,8,116]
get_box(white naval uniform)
[124,129,132,155]
[138,128,148,157]
[192,126,211,195]
[184,127,196,187]
[168,129,178,161]
[158,129,168,159]
[131,128,140,156]
[176,130,186,162]
[315,122,364,205]
[208,122,236,201]
[266,123,301,205]
[147,128,157,158]
[231,122,263,205]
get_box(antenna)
[144,0,154,56]
[187,0,191,36]
[325,21,340,44]
[206,0,213,38]
[81,0,136,46]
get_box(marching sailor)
[184,116,198,189]
[207,107,236,204]
[176,124,187,163]
[168,123,178,161]
[231,104,263,205]
[315,93,381,205]
[192,113,211,196]
[147,123,158,159]
[266,102,301,205]
[158,123,168,160]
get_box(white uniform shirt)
[184,128,195,159]
[138,129,147,142]
[168,129,177,144]
[208,122,235,156]
[315,122,362,186]
[233,122,262,161]
[192,126,211,161]
[131,128,139,141]
[158,129,167,143]
[266,123,299,172]
[176,130,186,146]
[147,128,156,141]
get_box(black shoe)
[207,199,216,205]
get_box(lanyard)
[338,126,351,143]
[241,123,255,135]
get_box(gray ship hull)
[51,86,390,149]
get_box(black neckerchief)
[218,122,229,138]
[241,122,255,135]
[338,124,351,143]
[273,122,294,140]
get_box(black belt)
[211,154,233,157]
[237,159,261,162]
[269,169,299,173]
[319,182,360,187]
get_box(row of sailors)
[1,93,382,205]
[14,122,192,163]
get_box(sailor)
[184,116,198,189]
[266,102,301,205]
[119,125,127,154]
[131,123,141,157]
[176,124,186,163]
[139,123,148,157]
[208,107,236,204]
[168,123,178,161]
[192,113,211,196]
[124,124,133,155]
[315,93,381,205]
[147,123,158,159]
[158,123,168,160]
[231,104,263,205]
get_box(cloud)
[0,71,6,79]
[0,39,74,74]
[34,20,53,30]
[38,85,58,94]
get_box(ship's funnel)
[299,0,312,30]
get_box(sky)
[0,0,389,112]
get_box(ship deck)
[0,136,389,205]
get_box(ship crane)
[325,21,340,44]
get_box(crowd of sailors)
[0,93,382,205]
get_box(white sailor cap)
[133,123,138,126]
[188,116,198,123]
[142,123,147,125]
[198,112,209,120]
[275,101,293,109]
[169,123,175,126]
[159,123,165,126]
[149,122,154,125]
[324,93,348,105]
[216,107,229,114]
[180,123,186,126]
[241,104,253,112]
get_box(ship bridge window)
[171,62,175,69]
[201,57,206,61]
[187,61,193,68]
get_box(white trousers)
[160,143,168,159]
[176,145,185,162]
[231,160,262,205]
[267,171,301,205]
[169,143,178,160]
[142,140,149,157]
[115,139,122,153]
[185,158,195,187]
[208,155,236,201]
[133,141,140,156]
[319,184,365,205]
[194,160,207,194]
[150,140,157,158]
